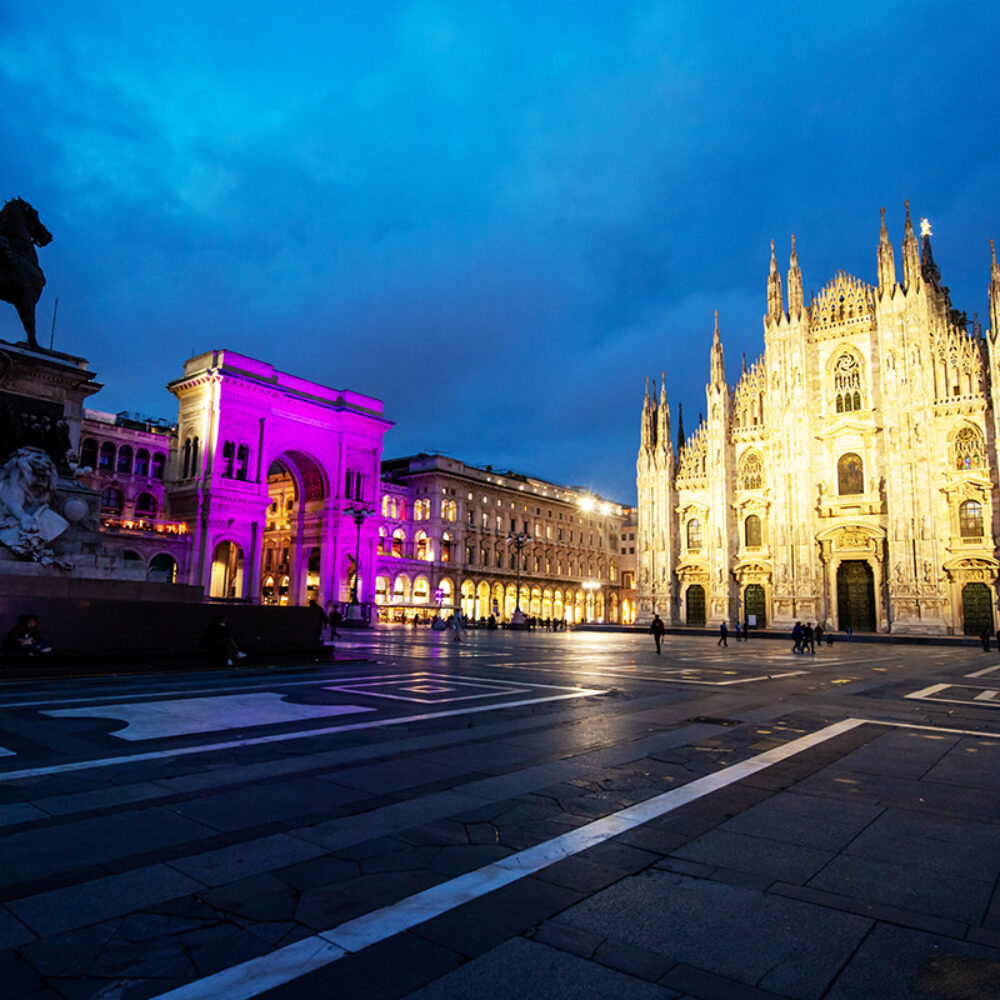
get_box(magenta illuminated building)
[165,350,393,606]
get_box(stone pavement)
[0,629,998,998]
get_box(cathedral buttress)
[706,311,734,622]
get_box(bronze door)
[744,584,766,627]
[962,583,994,636]
[686,585,706,626]
[837,560,875,632]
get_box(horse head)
[2,198,52,247]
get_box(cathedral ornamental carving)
[636,203,1000,636]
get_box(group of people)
[791,620,831,653]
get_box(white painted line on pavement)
[0,684,603,783]
[967,664,1000,678]
[148,717,867,1000]
[907,683,950,699]
[905,683,1000,709]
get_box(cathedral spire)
[787,233,803,317]
[767,239,784,322]
[920,218,942,290]
[989,238,1000,344]
[657,373,671,452]
[640,376,653,450]
[877,206,896,292]
[902,199,921,290]
[710,310,725,385]
[676,401,685,452]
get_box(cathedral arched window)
[960,499,984,538]
[745,514,762,548]
[954,426,986,471]
[686,519,703,551]
[832,352,863,413]
[837,453,864,495]
[737,452,764,491]
[221,440,235,478]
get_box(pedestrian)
[2,613,52,657]
[743,618,750,639]
[205,614,247,667]
[814,623,824,648]
[329,606,343,639]
[308,599,328,646]
[718,621,728,647]
[803,622,815,654]
[981,627,991,652]
[451,611,464,642]
[733,620,742,642]
[792,621,803,653]
[650,614,666,654]
[826,631,834,647]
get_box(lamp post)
[506,531,531,628]
[345,502,374,623]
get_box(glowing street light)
[345,501,375,621]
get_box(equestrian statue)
[0,197,52,351]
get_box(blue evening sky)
[2,2,999,503]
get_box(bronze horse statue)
[0,197,52,351]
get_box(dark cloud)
[1,1,999,502]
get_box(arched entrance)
[837,560,875,632]
[744,584,766,627]
[962,582,994,636]
[210,540,244,599]
[686,584,706,626]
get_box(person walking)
[451,611,464,642]
[981,627,991,652]
[803,622,815,654]
[718,621,728,647]
[650,614,666,654]
[792,621,803,654]
[814,623,824,648]
[205,614,247,667]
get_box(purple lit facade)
[165,351,393,607]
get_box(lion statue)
[0,446,70,566]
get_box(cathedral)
[637,203,1000,635]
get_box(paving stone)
[0,803,48,826]
[809,853,993,925]
[670,828,833,883]
[7,865,203,937]
[397,819,469,848]
[530,919,604,958]
[532,855,625,895]
[554,870,871,999]
[166,832,327,885]
[579,840,660,874]
[360,846,440,874]
[183,922,274,977]
[170,777,369,833]
[295,871,441,931]
[0,906,35,949]
[718,789,883,851]
[0,809,216,887]
[595,936,674,981]
[403,937,680,1000]
[415,876,582,958]
[272,855,361,890]
[659,962,787,1000]
[327,758,473,796]
[199,873,299,922]
[17,921,123,977]
[0,948,48,996]
[429,843,513,877]
[260,929,464,1000]
[824,922,1000,999]
[30,782,169,816]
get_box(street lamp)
[506,531,531,628]
[345,502,375,623]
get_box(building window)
[954,426,987,470]
[236,444,249,480]
[116,446,133,475]
[135,492,157,518]
[745,514,762,547]
[100,486,123,513]
[832,352,863,413]
[686,519,702,550]
[738,451,764,491]
[221,440,235,478]
[80,437,98,469]
[99,441,115,471]
[441,532,452,562]
[837,453,864,495]
[960,499,984,538]
[151,452,166,480]
[134,448,149,477]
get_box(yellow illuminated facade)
[638,204,1000,635]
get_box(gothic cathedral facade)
[637,203,1000,635]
